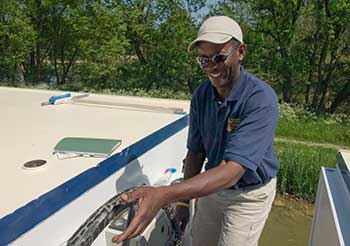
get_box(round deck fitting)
[22,159,47,170]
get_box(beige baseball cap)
[188,16,243,51]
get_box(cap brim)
[188,33,232,52]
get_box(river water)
[260,196,314,246]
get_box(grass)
[274,142,337,202]
[277,118,350,147]
[277,103,350,147]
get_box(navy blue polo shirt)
[187,67,279,188]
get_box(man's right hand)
[176,203,190,233]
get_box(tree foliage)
[212,0,350,113]
[0,0,349,113]
[0,0,36,82]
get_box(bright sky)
[195,0,220,22]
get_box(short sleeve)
[223,91,279,171]
[187,94,205,153]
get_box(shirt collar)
[210,66,246,103]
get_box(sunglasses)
[196,44,240,66]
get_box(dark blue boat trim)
[0,115,189,245]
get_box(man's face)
[197,41,244,92]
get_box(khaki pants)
[191,178,276,246]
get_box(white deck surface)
[0,87,189,218]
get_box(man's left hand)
[111,186,166,244]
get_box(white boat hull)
[0,112,189,246]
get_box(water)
[260,196,313,246]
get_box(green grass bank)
[277,104,350,148]
[274,142,337,202]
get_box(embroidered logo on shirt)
[226,118,240,132]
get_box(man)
[112,16,279,246]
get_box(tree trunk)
[59,46,66,85]
[317,61,337,111]
[16,63,25,84]
[35,44,42,83]
[133,34,147,64]
[282,78,292,103]
[311,35,329,109]
[280,48,292,103]
[329,81,350,114]
[53,46,60,85]
[61,48,79,85]
[305,41,318,104]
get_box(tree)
[307,0,350,112]
[0,0,36,83]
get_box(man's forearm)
[163,160,245,204]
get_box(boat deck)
[0,87,189,218]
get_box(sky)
[193,0,220,22]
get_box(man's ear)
[238,44,247,61]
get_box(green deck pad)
[53,137,121,157]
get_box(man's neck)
[217,87,233,99]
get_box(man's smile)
[209,72,221,78]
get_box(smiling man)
[112,16,279,246]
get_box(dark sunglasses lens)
[213,55,226,63]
